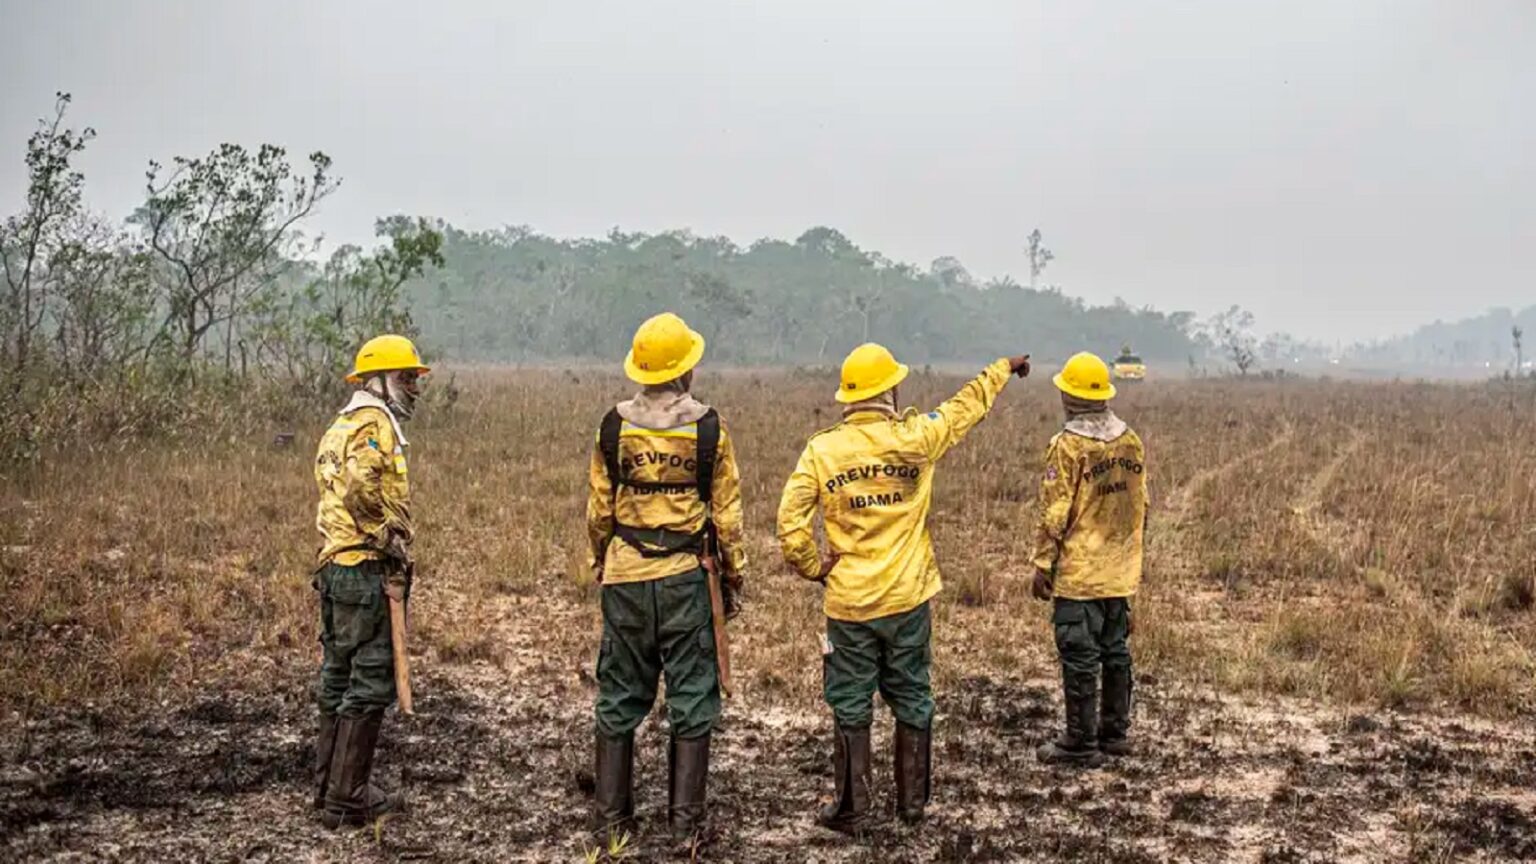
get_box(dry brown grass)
[1,369,1533,724]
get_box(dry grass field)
[2,368,1535,862]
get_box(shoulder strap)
[695,408,720,504]
[599,407,623,486]
[602,406,718,500]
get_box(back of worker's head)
[625,312,705,392]
[1052,352,1114,416]
[836,343,909,405]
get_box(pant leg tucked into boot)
[1098,598,1134,756]
[821,615,879,831]
[653,569,721,843]
[591,576,664,833]
[315,563,399,827]
[1038,599,1105,766]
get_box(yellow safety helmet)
[625,312,706,385]
[836,343,909,403]
[1054,352,1116,401]
[346,334,430,383]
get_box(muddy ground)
[5,662,1535,863]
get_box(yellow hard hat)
[624,313,706,385]
[836,343,909,403]
[346,334,430,383]
[1054,352,1116,401]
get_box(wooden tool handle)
[388,597,414,715]
[702,556,734,699]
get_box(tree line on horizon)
[5,89,1524,464]
[404,222,1205,368]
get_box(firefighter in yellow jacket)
[586,312,748,843]
[778,344,1031,831]
[1031,352,1148,765]
[311,334,428,828]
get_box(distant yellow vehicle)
[1112,349,1146,381]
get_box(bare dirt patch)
[6,663,1534,863]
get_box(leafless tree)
[1025,228,1054,290]
[1206,305,1258,375]
[0,93,94,385]
[137,143,337,370]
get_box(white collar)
[340,390,409,448]
[1064,411,1128,443]
[617,390,710,428]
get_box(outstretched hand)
[1008,354,1032,379]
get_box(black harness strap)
[598,406,721,558]
[695,408,720,504]
[599,407,624,489]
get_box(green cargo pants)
[823,601,934,729]
[1053,597,1132,738]
[315,560,397,716]
[595,567,720,740]
[1052,597,1131,679]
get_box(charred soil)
[5,668,1534,862]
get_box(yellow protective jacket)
[778,359,1014,622]
[1030,412,1148,599]
[314,393,414,567]
[586,394,748,585]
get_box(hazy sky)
[3,0,1532,342]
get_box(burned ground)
[5,665,1534,863]
[3,373,1535,861]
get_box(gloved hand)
[1008,354,1032,379]
[1031,568,1054,601]
[369,526,412,565]
[816,554,841,584]
[384,567,410,603]
[722,573,744,620]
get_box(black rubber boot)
[1037,672,1105,767]
[668,734,710,845]
[313,712,338,810]
[894,722,931,825]
[817,724,872,834]
[593,731,635,834]
[1099,665,1133,757]
[321,711,397,828]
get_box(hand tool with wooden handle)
[389,595,414,715]
[700,545,734,699]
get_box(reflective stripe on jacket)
[778,359,1013,622]
[314,402,413,567]
[1031,424,1148,599]
[586,414,748,584]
